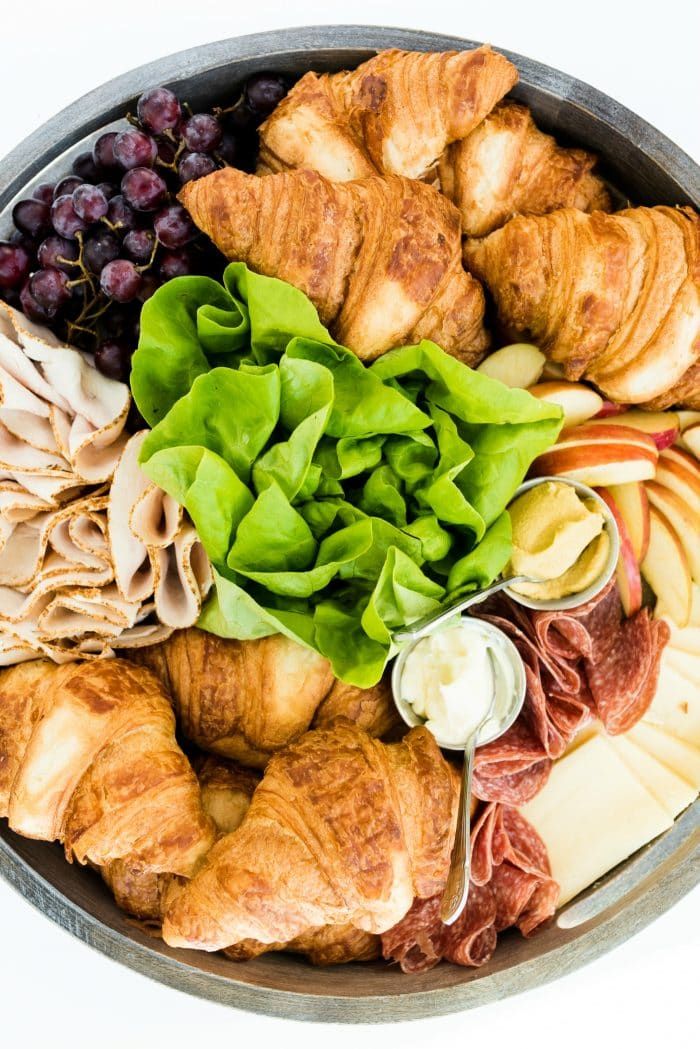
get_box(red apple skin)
[607,482,650,562]
[595,400,629,419]
[558,423,659,454]
[531,443,658,482]
[597,487,643,615]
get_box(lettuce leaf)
[133,264,562,685]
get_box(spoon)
[393,477,620,646]
[439,647,499,926]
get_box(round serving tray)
[0,24,698,1024]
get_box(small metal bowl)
[391,617,527,751]
[504,475,620,612]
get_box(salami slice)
[473,719,552,804]
[380,886,498,973]
[587,612,670,734]
[382,805,558,971]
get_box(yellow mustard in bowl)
[507,480,610,602]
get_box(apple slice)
[645,480,700,581]
[641,505,692,628]
[477,343,546,388]
[598,487,643,615]
[656,446,700,518]
[595,400,629,419]
[676,411,700,451]
[587,410,679,450]
[528,382,603,428]
[682,423,700,459]
[531,423,658,487]
[606,482,650,561]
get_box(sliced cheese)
[520,734,673,906]
[607,734,697,818]
[662,621,700,654]
[664,647,700,687]
[626,721,700,789]
[644,659,700,746]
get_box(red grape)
[217,134,238,166]
[244,73,287,117]
[106,194,137,231]
[72,151,101,183]
[20,279,55,322]
[100,259,143,302]
[50,195,87,239]
[182,113,222,153]
[38,235,79,272]
[158,248,192,279]
[72,183,109,222]
[93,132,119,171]
[29,267,71,310]
[96,181,118,200]
[94,339,132,381]
[153,203,195,249]
[12,199,51,238]
[53,175,83,199]
[114,129,158,170]
[138,274,160,302]
[177,151,216,183]
[123,228,155,262]
[227,101,256,133]
[83,231,121,273]
[0,241,31,289]
[121,167,167,211]
[137,87,181,134]
[33,183,55,205]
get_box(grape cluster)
[0,73,288,387]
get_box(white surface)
[1,1,698,1046]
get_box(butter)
[400,619,515,747]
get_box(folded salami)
[381,803,557,972]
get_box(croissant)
[0,659,214,874]
[128,628,334,767]
[179,168,489,364]
[103,755,260,921]
[257,46,518,181]
[312,673,402,739]
[162,721,458,950]
[104,746,378,963]
[438,101,611,237]
[464,206,700,405]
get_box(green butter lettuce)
[131,263,562,685]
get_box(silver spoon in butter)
[440,647,499,925]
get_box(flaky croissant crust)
[438,101,611,237]
[464,205,700,406]
[179,167,488,364]
[0,659,214,873]
[257,46,518,182]
[162,722,458,951]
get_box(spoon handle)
[394,575,526,645]
[440,736,477,925]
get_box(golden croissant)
[162,721,458,951]
[128,628,334,767]
[104,746,378,964]
[312,673,401,739]
[179,167,489,364]
[257,46,518,181]
[439,101,611,237]
[103,755,260,921]
[0,659,214,874]
[464,205,700,406]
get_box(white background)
[1,2,698,1047]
